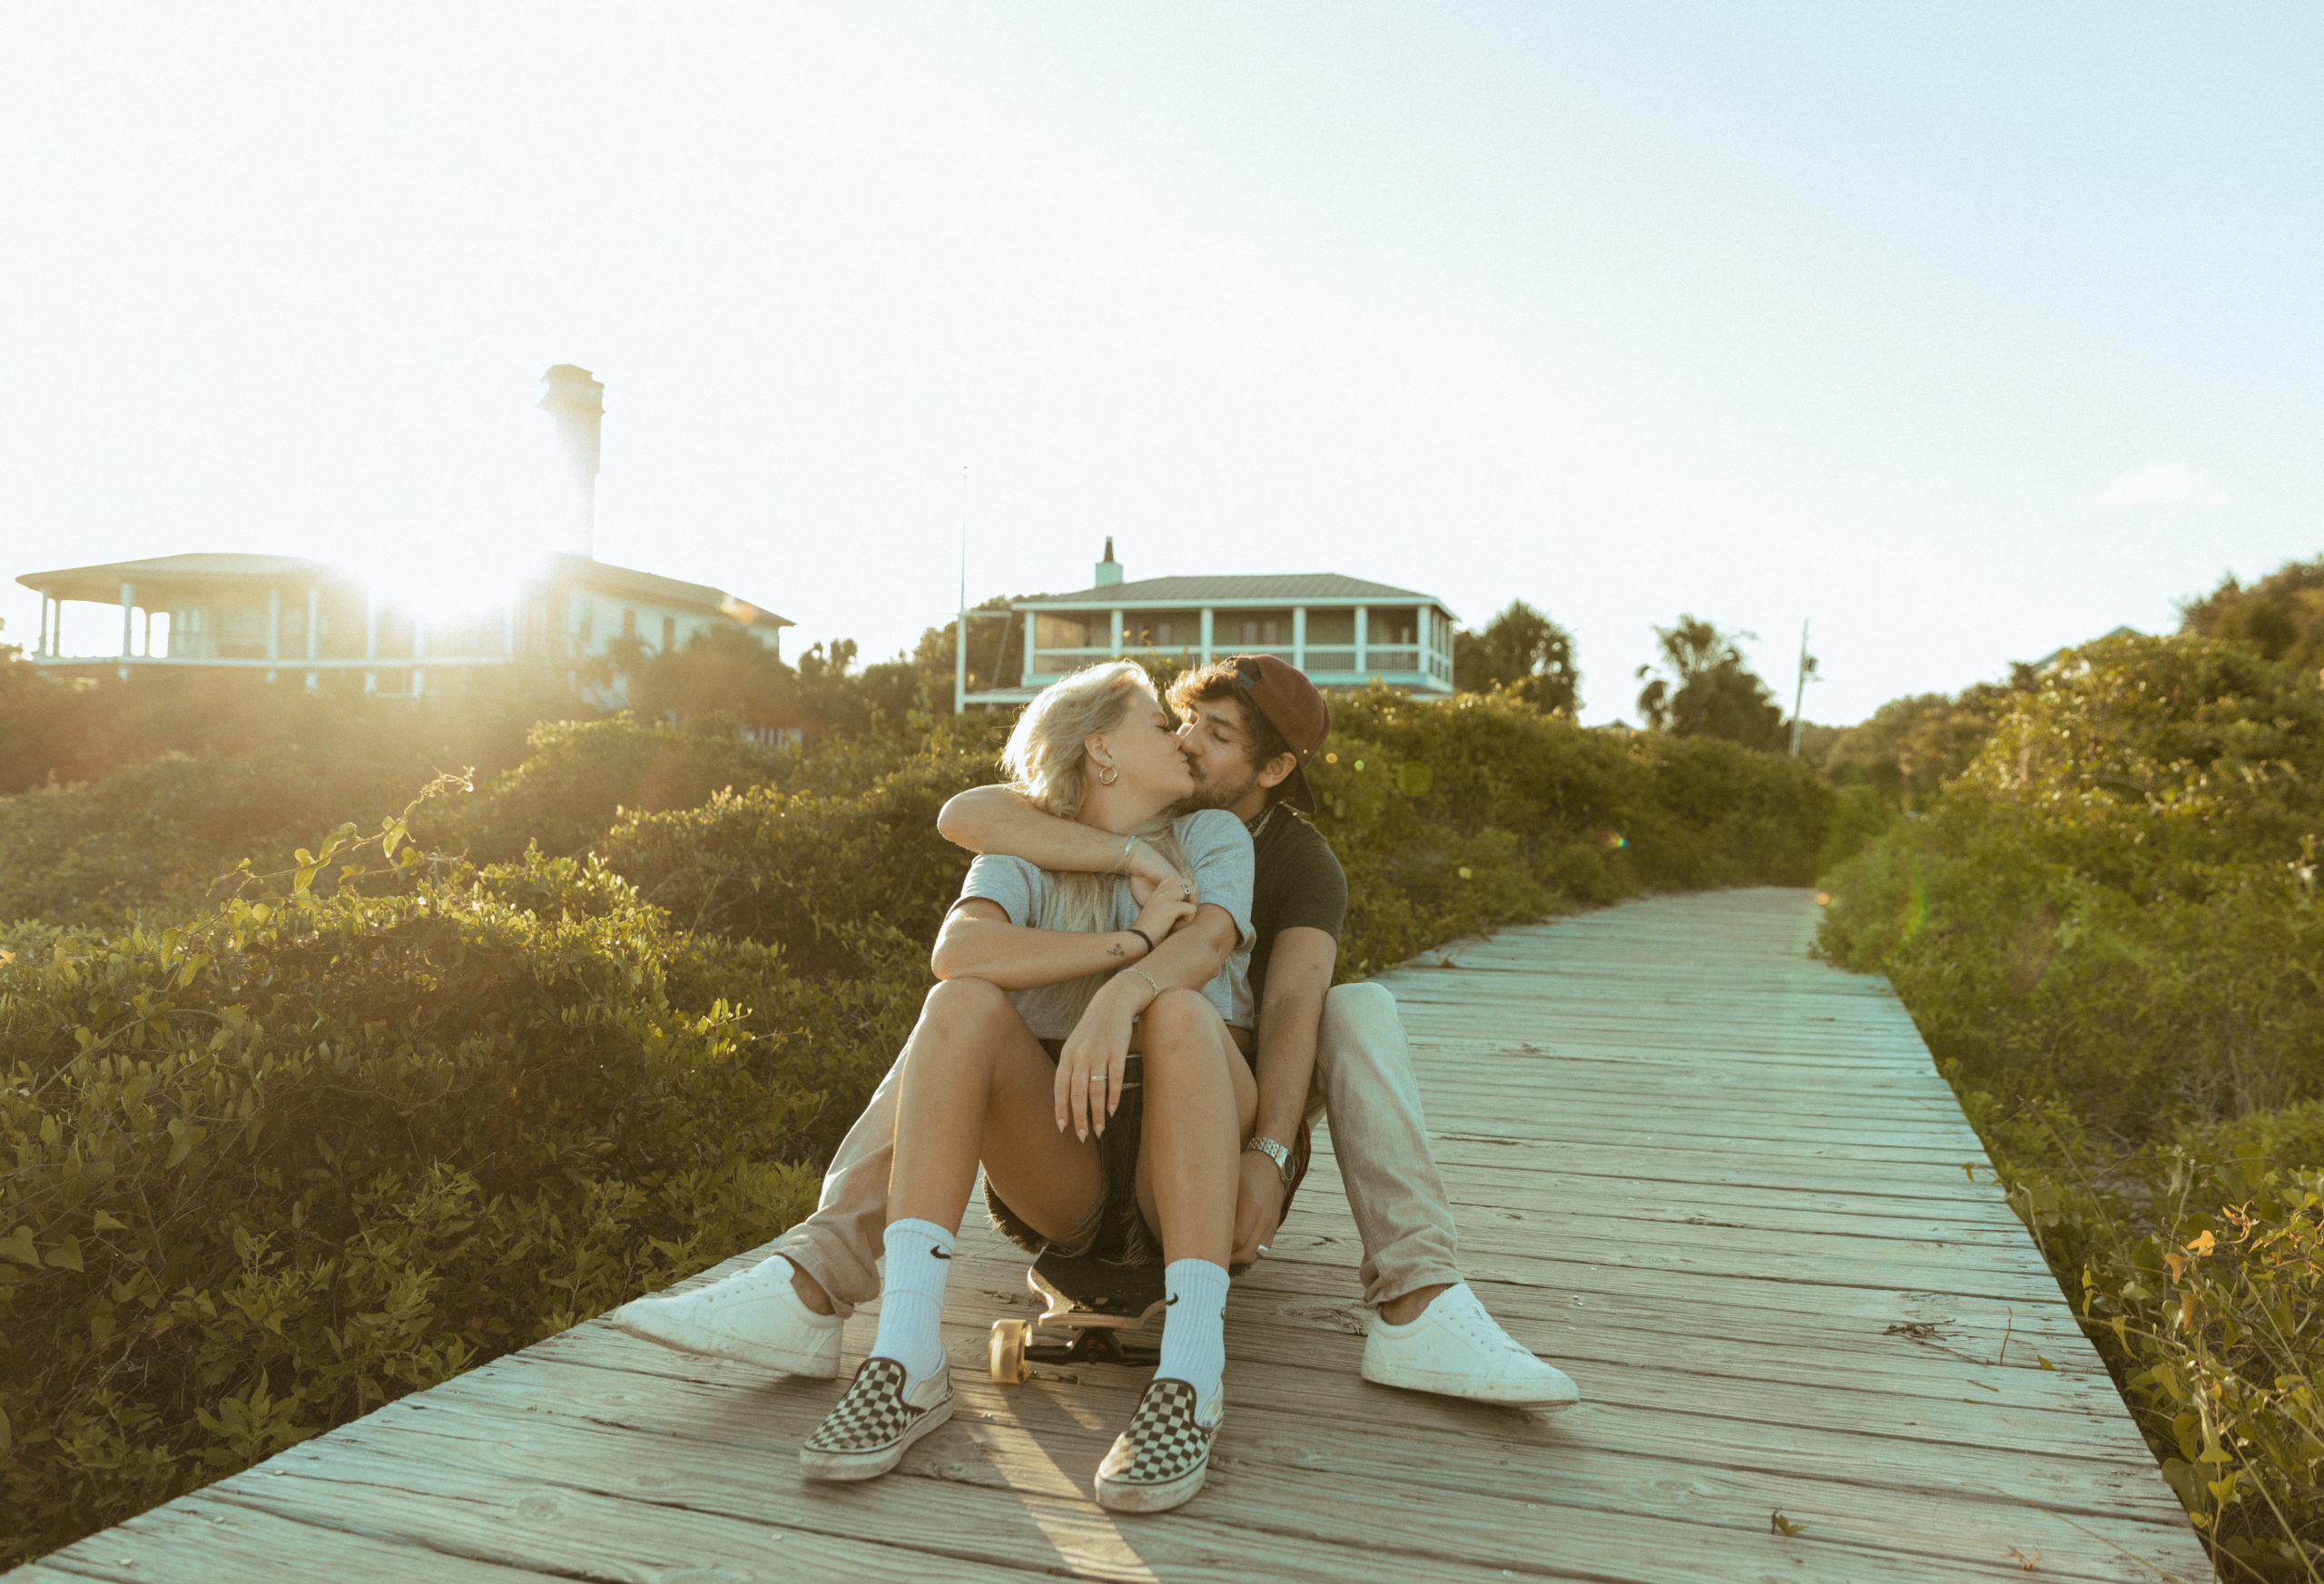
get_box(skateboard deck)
[1028,1247,1167,1330]
[988,1249,1167,1376]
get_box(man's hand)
[1124,838,1187,908]
[1231,1148,1287,1264]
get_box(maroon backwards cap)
[1225,653,1332,814]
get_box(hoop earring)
[1096,763,1119,786]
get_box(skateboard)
[985,1121,1312,1384]
[988,1248,1167,1382]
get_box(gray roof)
[19,550,787,628]
[1017,573,1448,611]
[17,553,346,603]
[548,554,789,628]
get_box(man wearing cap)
[615,655,1578,1409]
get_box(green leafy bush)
[1821,632,2324,1577]
[600,718,1008,978]
[0,821,836,1563]
[0,744,452,928]
[423,713,797,864]
[2182,556,2324,674]
[1315,689,1832,972]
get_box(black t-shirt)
[1246,806,1348,1016]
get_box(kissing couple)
[615,654,1579,1513]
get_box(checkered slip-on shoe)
[1093,1377,1223,1513]
[800,1356,953,1481]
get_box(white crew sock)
[1156,1258,1230,1401]
[869,1218,956,1382]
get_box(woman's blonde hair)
[1000,663,1194,1010]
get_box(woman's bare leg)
[1133,989,1258,1265]
[889,978,1104,1240]
[1091,988,1254,1513]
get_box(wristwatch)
[1243,1135,1295,1190]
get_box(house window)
[1036,614,1093,650]
[1231,611,1293,650]
[663,615,677,653]
[1121,612,1188,650]
[1367,608,1418,645]
[1301,606,1357,672]
[1365,606,1421,673]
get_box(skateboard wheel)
[989,1319,1031,1383]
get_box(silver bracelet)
[1111,832,1137,874]
[1119,966,1163,1003]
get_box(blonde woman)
[799,662,1257,1513]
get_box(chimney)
[1094,536,1123,586]
[538,365,605,560]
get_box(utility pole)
[1788,619,1811,758]
[954,466,969,716]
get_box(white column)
[1199,607,1213,664]
[142,608,153,658]
[1292,607,1306,671]
[1022,612,1037,686]
[1109,608,1124,656]
[266,587,281,682]
[120,582,135,660]
[37,593,50,657]
[1354,605,1368,676]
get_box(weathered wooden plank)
[315,1362,2177,1584]
[22,1491,558,1582]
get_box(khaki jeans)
[770,981,1462,1315]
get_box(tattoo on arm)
[1107,943,1126,958]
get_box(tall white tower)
[538,365,605,560]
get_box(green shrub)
[1821,634,2324,1143]
[601,717,1007,979]
[1315,690,1832,972]
[1965,1102,2324,1580]
[1822,632,2324,1577]
[424,713,796,864]
[0,824,832,1563]
[0,744,448,928]
[0,659,556,798]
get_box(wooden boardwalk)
[24,889,2211,1582]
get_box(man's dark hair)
[1168,662,1295,801]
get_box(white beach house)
[959,541,1457,707]
[16,550,789,703]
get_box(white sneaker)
[1361,1282,1581,1409]
[609,1254,844,1377]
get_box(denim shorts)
[982,1043,1162,1268]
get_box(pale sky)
[3,5,2318,724]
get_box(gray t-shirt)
[952,809,1256,1039]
